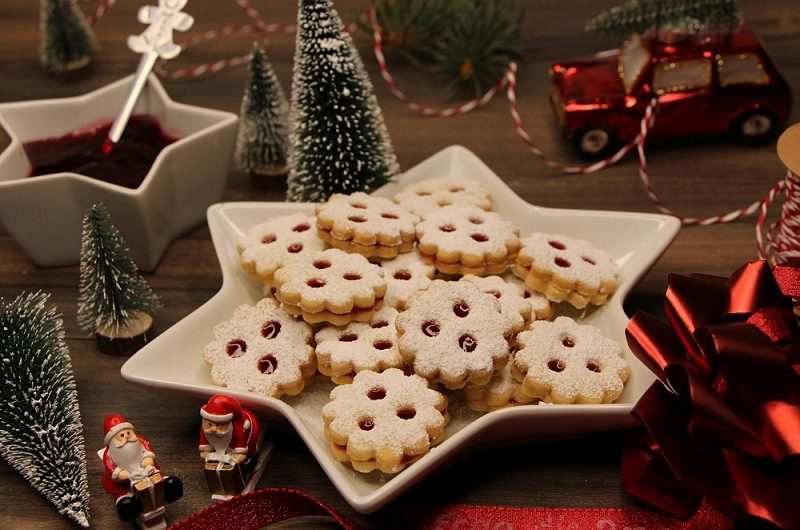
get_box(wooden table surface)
[1,0,798,528]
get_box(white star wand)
[106,0,194,148]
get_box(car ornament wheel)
[580,129,610,155]
[741,114,772,137]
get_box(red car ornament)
[550,26,791,157]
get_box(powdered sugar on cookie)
[396,280,511,389]
[416,206,520,275]
[394,177,492,218]
[503,273,553,321]
[460,274,531,332]
[315,307,404,384]
[273,248,386,314]
[380,252,436,309]
[203,297,316,398]
[513,316,629,404]
[238,213,326,282]
[316,192,419,247]
[322,368,448,473]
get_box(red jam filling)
[24,114,178,189]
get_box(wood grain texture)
[0,0,798,528]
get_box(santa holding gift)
[100,414,182,523]
[199,394,269,499]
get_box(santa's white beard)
[204,427,234,462]
[109,439,147,479]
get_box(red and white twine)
[757,171,800,264]
[82,0,798,260]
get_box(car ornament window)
[618,34,650,94]
[653,58,712,95]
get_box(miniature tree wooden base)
[95,311,154,356]
[251,164,288,177]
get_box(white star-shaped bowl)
[0,75,237,272]
[122,146,680,512]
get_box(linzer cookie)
[416,206,520,276]
[203,297,316,398]
[513,233,618,309]
[238,213,326,284]
[460,274,531,333]
[322,368,449,473]
[503,273,553,321]
[512,316,629,404]
[394,177,492,218]
[272,248,386,326]
[315,307,404,385]
[380,252,436,310]
[316,192,418,259]
[396,280,512,389]
[464,362,537,412]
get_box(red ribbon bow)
[623,260,800,529]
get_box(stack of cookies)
[203,177,630,475]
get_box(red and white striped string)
[757,171,800,264]
[506,62,655,174]
[82,0,798,257]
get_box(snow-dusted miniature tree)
[286,0,399,202]
[586,0,740,36]
[235,43,290,176]
[0,291,90,527]
[77,204,159,338]
[39,0,97,73]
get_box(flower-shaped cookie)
[396,280,512,389]
[315,307,405,384]
[512,316,629,404]
[460,274,531,333]
[416,206,520,276]
[322,368,449,473]
[238,213,326,283]
[380,252,436,310]
[316,192,418,259]
[513,233,618,309]
[464,362,537,412]
[203,297,316,398]
[503,273,553,321]
[273,248,387,325]
[394,177,492,218]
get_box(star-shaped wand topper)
[106,0,194,149]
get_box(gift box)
[204,462,247,498]
[133,473,166,515]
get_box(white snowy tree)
[0,292,90,527]
[286,0,399,202]
[235,43,290,176]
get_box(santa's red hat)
[201,394,249,430]
[103,413,134,446]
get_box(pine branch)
[431,0,523,97]
[0,292,90,527]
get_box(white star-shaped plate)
[121,146,680,513]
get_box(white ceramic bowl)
[0,75,237,272]
[122,146,680,512]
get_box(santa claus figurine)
[100,414,183,524]
[199,394,269,498]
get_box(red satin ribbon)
[170,487,733,530]
[170,487,363,530]
[624,260,800,529]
